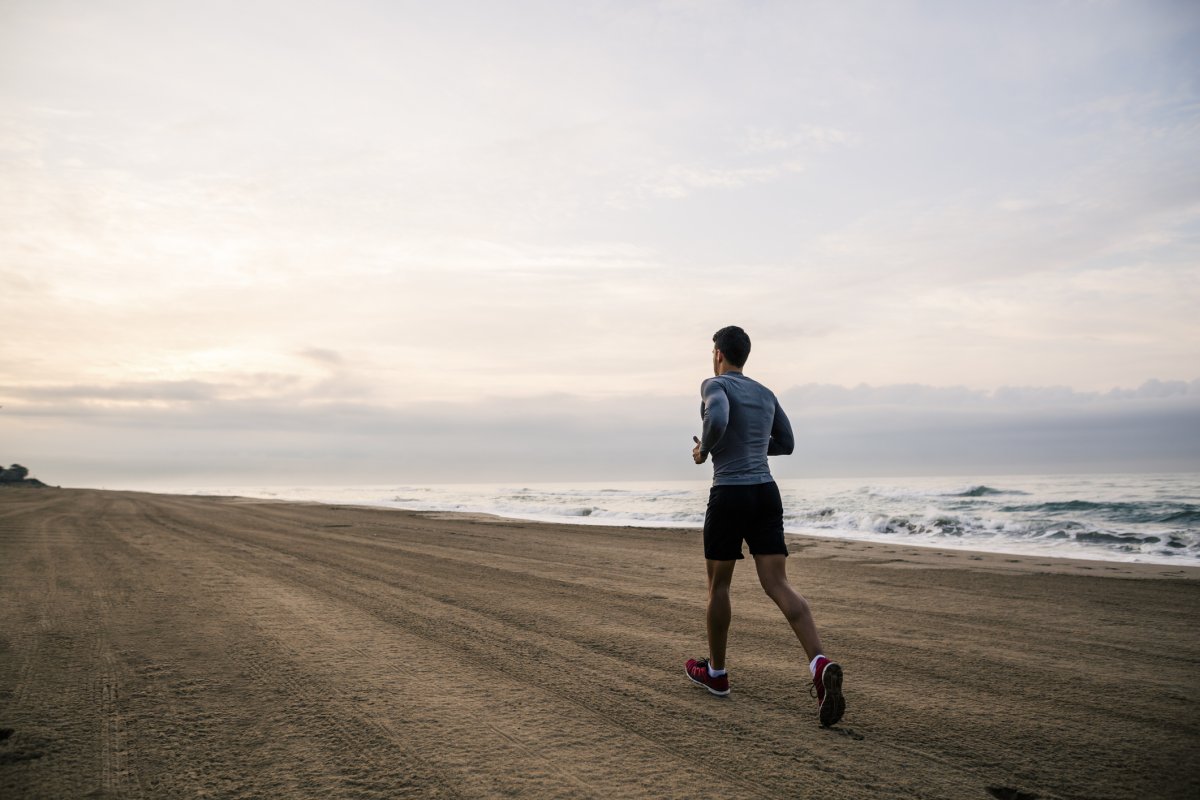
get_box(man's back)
[699,372,794,486]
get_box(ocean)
[180,472,1200,567]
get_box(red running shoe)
[685,657,730,696]
[810,656,845,727]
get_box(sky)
[2,0,1198,487]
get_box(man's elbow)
[769,439,794,456]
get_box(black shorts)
[703,481,788,561]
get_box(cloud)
[8,380,224,405]
[740,125,858,154]
[298,348,345,367]
[2,0,1198,446]
[3,378,1197,488]
[635,162,803,201]
[772,379,1200,478]
[782,379,1200,409]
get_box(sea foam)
[181,473,1200,566]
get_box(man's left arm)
[767,398,795,456]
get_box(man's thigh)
[743,482,788,557]
[703,485,748,560]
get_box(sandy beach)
[1,488,1197,799]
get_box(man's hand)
[692,435,707,464]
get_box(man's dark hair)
[713,325,751,367]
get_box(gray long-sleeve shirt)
[698,372,794,485]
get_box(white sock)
[707,663,726,678]
[809,655,826,676]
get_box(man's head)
[712,325,751,373]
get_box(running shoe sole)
[685,665,730,697]
[818,662,845,727]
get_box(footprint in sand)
[987,787,1038,800]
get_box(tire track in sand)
[136,495,815,799]
[136,502,610,798]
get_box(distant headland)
[0,464,52,488]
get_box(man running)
[685,325,846,727]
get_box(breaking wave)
[186,473,1200,566]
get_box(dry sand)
[1,487,1197,799]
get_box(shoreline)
[113,472,1200,570]
[2,487,1198,798]
[298,501,1200,580]
[53,484,1200,580]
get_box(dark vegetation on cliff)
[0,464,50,487]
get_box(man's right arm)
[767,396,795,456]
[699,378,730,458]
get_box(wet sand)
[1,487,1197,799]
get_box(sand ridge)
[1,488,1197,798]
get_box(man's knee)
[760,579,793,608]
[707,559,736,592]
[765,583,810,621]
[755,562,789,598]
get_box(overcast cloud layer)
[5,377,1198,487]
[2,1,1198,485]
